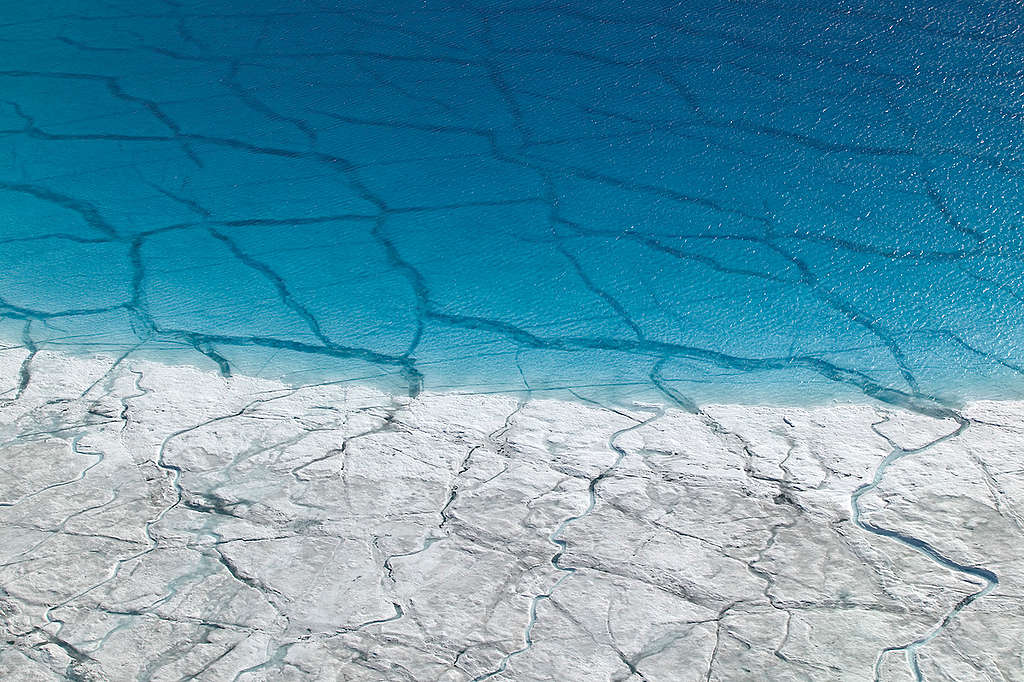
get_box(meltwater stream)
[0,0,1022,408]
[851,416,1000,681]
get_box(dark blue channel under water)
[1,0,1023,406]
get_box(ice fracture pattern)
[1,1,1024,680]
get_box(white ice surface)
[0,351,1021,681]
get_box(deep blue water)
[2,0,1023,406]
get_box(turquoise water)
[1,0,1023,406]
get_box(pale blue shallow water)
[1,0,1023,406]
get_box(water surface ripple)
[1,0,1023,406]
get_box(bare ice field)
[1,351,1021,681]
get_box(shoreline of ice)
[1,349,1021,680]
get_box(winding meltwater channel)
[851,415,1000,681]
[1,0,1023,680]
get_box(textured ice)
[1,352,1023,680]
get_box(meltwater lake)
[2,0,1023,407]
